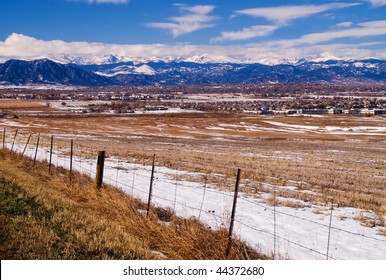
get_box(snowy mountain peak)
[185,54,236,64]
[186,54,213,63]
[134,64,156,75]
[95,64,156,77]
[89,54,119,65]
[256,57,308,66]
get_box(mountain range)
[1,57,386,86]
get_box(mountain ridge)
[1,58,386,86]
[0,59,112,86]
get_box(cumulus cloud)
[234,3,361,25]
[0,33,107,58]
[211,25,279,43]
[0,33,205,60]
[1,33,386,64]
[147,4,218,37]
[365,0,386,7]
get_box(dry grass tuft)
[353,211,385,229]
[0,150,268,260]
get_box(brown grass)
[1,113,385,217]
[0,101,47,108]
[0,150,268,260]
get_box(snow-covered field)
[8,141,386,260]
[263,120,386,136]
[203,119,386,137]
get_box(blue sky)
[1,0,386,62]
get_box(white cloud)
[290,20,386,45]
[335,22,353,28]
[216,3,361,43]
[0,33,205,60]
[365,0,386,7]
[235,3,361,25]
[1,33,386,64]
[211,25,279,43]
[147,4,217,37]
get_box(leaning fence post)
[226,168,241,257]
[96,151,106,189]
[33,133,40,165]
[10,129,18,152]
[146,154,156,216]
[22,134,32,156]
[69,139,73,184]
[49,135,53,174]
[198,175,208,220]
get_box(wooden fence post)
[22,134,32,156]
[96,151,105,189]
[2,128,5,149]
[49,135,53,174]
[10,129,18,152]
[226,168,241,257]
[33,133,40,165]
[146,154,156,216]
[69,139,73,184]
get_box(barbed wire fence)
[1,127,385,260]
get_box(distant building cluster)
[1,84,386,116]
[279,108,386,116]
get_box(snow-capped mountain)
[0,59,111,86]
[134,64,156,75]
[2,51,385,67]
[1,58,386,86]
[47,54,132,65]
[95,64,157,77]
[48,53,384,66]
[184,54,240,64]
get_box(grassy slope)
[0,150,267,260]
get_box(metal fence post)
[326,202,334,260]
[226,168,241,257]
[22,134,32,156]
[10,129,18,152]
[146,154,156,216]
[33,133,40,165]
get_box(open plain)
[1,99,386,259]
